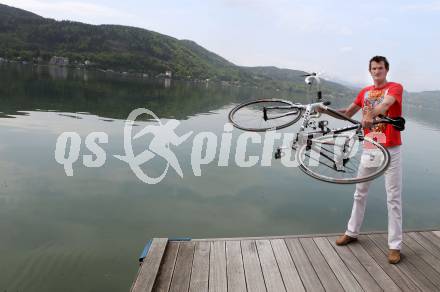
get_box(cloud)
[1,0,135,23]
[218,0,353,36]
[400,2,440,12]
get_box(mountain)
[0,3,43,19]
[406,90,440,109]
[0,3,244,80]
[0,3,357,98]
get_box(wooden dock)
[131,230,440,291]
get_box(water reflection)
[48,65,68,80]
[0,63,437,128]
[164,78,171,88]
[2,63,281,120]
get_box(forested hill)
[0,3,241,80]
[0,3,356,97]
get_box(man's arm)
[342,103,362,118]
[362,95,396,129]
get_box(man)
[324,56,403,264]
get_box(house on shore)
[49,56,69,66]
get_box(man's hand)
[361,95,396,129]
[362,110,374,129]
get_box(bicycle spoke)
[229,99,302,131]
[297,134,390,184]
[300,147,337,171]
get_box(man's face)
[369,61,388,83]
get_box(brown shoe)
[335,234,358,246]
[388,249,401,264]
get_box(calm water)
[1,64,439,291]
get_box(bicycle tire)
[228,99,303,132]
[296,133,390,184]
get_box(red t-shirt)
[353,82,403,147]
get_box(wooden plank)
[358,235,419,292]
[226,241,247,292]
[313,237,363,292]
[398,243,440,289]
[192,228,440,242]
[328,236,382,292]
[209,241,227,292]
[131,238,168,292]
[298,237,343,292]
[255,240,286,292]
[194,232,369,242]
[241,240,266,292]
[408,232,440,260]
[154,242,180,292]
[376,234,440,289]
[284,238,325,292]
[433,231,440,238]
[169,241,196,292]
[404,235,440,274]
[420,231,440,250]
[189,241,210,292]
[368,234,438,291]
[270,239,305,292]
[347,240,400,291]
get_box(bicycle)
[228,73,405,184]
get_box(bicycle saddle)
[378,116,406,131]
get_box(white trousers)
[345,146,403,250]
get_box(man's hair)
[369,56,389,71]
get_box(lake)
[0,63,439,291]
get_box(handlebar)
[317,102,405,131]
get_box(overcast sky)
[2,0,440,91]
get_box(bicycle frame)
[269,100,365,171]
[266,100,363,141]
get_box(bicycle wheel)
[229,99,303,132]
[296,132,390,184]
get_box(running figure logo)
[114,108,193,184]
